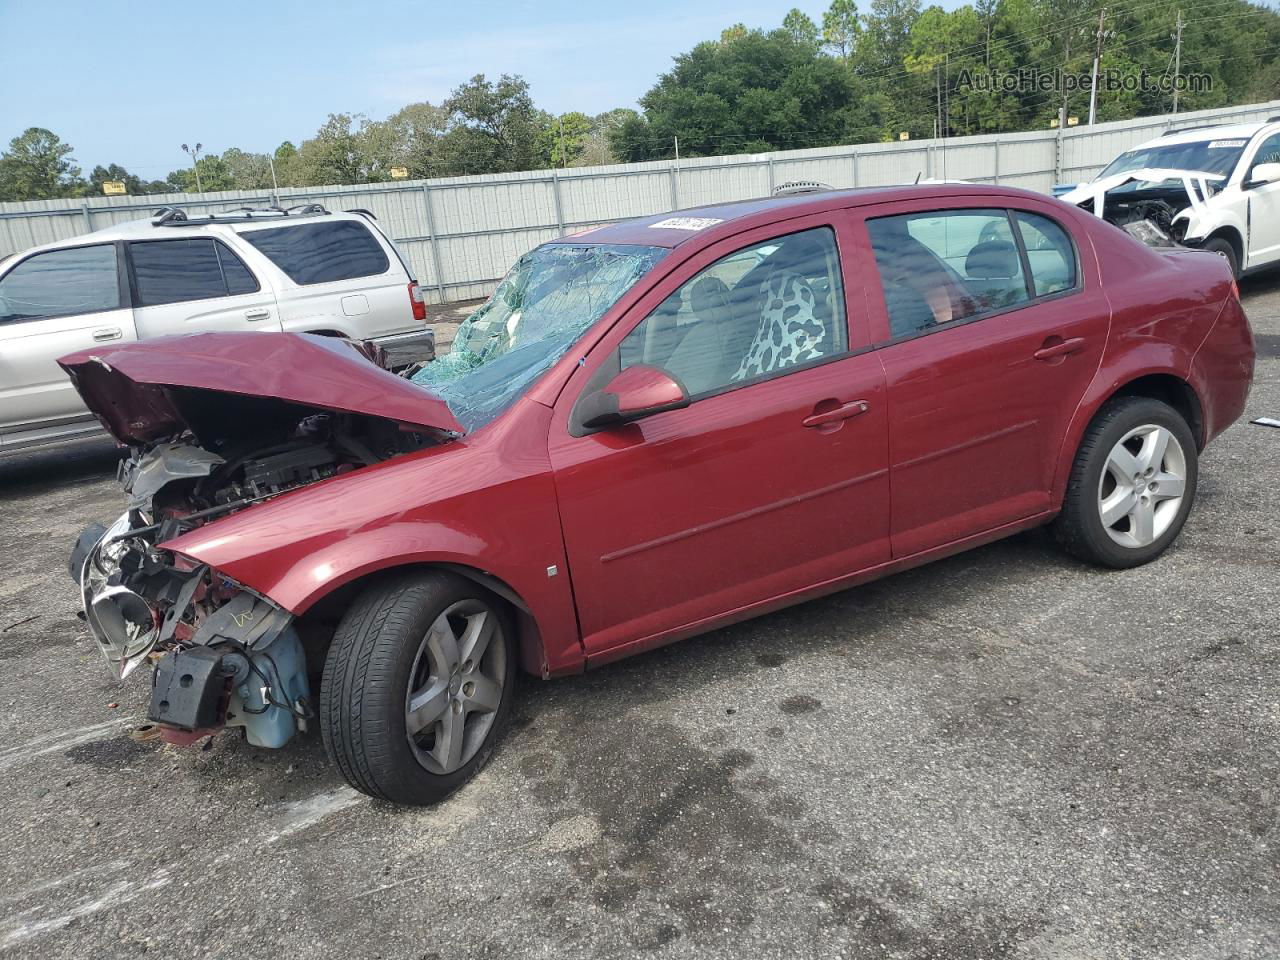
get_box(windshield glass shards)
[411,242,668,432]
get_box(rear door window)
[130,238,261,306]
[867,209,1030,338]
[1014,212,1078,297]
[0,244,121,322]
[240,220,390,285]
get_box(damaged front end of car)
[70,464,314,748]
[1060,167,1226,249]
[59,332,465,750]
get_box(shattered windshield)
[411,242,668,432]
[1098,138,1246,186]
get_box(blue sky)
[0,0,844,179]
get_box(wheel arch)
[1052,367,1206,508]
[296,560,556,680]
[1202,226,1244,267]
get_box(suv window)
[868,209,1030,338]
[130,238,260,307]
[1250,132,1280,176]
[241,220,389,285]
[1014,212,1077,297]
[0,244,121,323]
[619,227,847,397]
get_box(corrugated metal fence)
[3,98,1277,304]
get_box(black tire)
[1053,396,1198,568]
[1201,236,1240,279]
[320,570,517,805]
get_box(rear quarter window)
[241,220,390,285]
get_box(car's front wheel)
[1201,236,1240,279]
[1053,396,1198,568]
[321,570,516,805]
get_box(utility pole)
[936,62,943,142]
[1172,10,1185,114]
[181,142,203,193]
[673,135,680,162]
[558,115,567,169]
[1088,7,1106,125]
[267,154,280,206]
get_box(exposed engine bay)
[1063,168,1226,249]
[69,387,442,749]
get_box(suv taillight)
[408,281,427,322]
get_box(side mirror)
[1247,162,1280,188]
[578,364,690,430]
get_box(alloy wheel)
[1097,423,1187,549]
[404,599,506,775]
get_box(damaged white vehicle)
[1060,118,1280,277]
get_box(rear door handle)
[244,309,271,321]
[91,327,122,342]
[1033,336,1086,361]
[802,399,870,429]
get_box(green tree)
[0,128,83,200]
[438,74,542,174]
[822,0,860,59]
[611,28,856,161]
[783,8,820,47]
[538,111,593,167]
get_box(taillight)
[408,281,427,322]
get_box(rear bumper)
[370,327,436,368]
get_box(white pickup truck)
[1060,118,1280,277]
[0,205,435,453]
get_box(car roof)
[65,208,368,245]
[554,183,1064,249]
[1131,121,1271,150]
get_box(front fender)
[161,402,585,675]
[1175,202,1245,245]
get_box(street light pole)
[181,142,203,193]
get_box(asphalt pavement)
[0,284,1277,959]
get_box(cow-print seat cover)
[733,271,828,381]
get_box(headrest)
[965,240,1020,280]
[690,275,730,313]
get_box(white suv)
[1061,118,1280,277]
[0,205,435,453]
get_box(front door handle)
[802,399,870,429]
[244,309,271,321]
[1033,336,1086,361]
[91,327,122,342]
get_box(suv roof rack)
[772,180,833,197]
[1160,123,1228,137]
[149,203,331,227]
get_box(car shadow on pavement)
[0,437,122,492]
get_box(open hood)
[59,331,463,445]
[1061,167,1226,216]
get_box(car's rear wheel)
[321,570,516,805]
[1053,396,1198,568]
[1201,236,1240,279]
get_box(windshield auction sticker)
[650,217,725,230]
[1207,140,1247,149]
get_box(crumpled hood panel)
[58,331,463,444]
[1061,167,1226,210]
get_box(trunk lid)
[59,331,463,445]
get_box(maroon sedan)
[63,185,1254,805]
